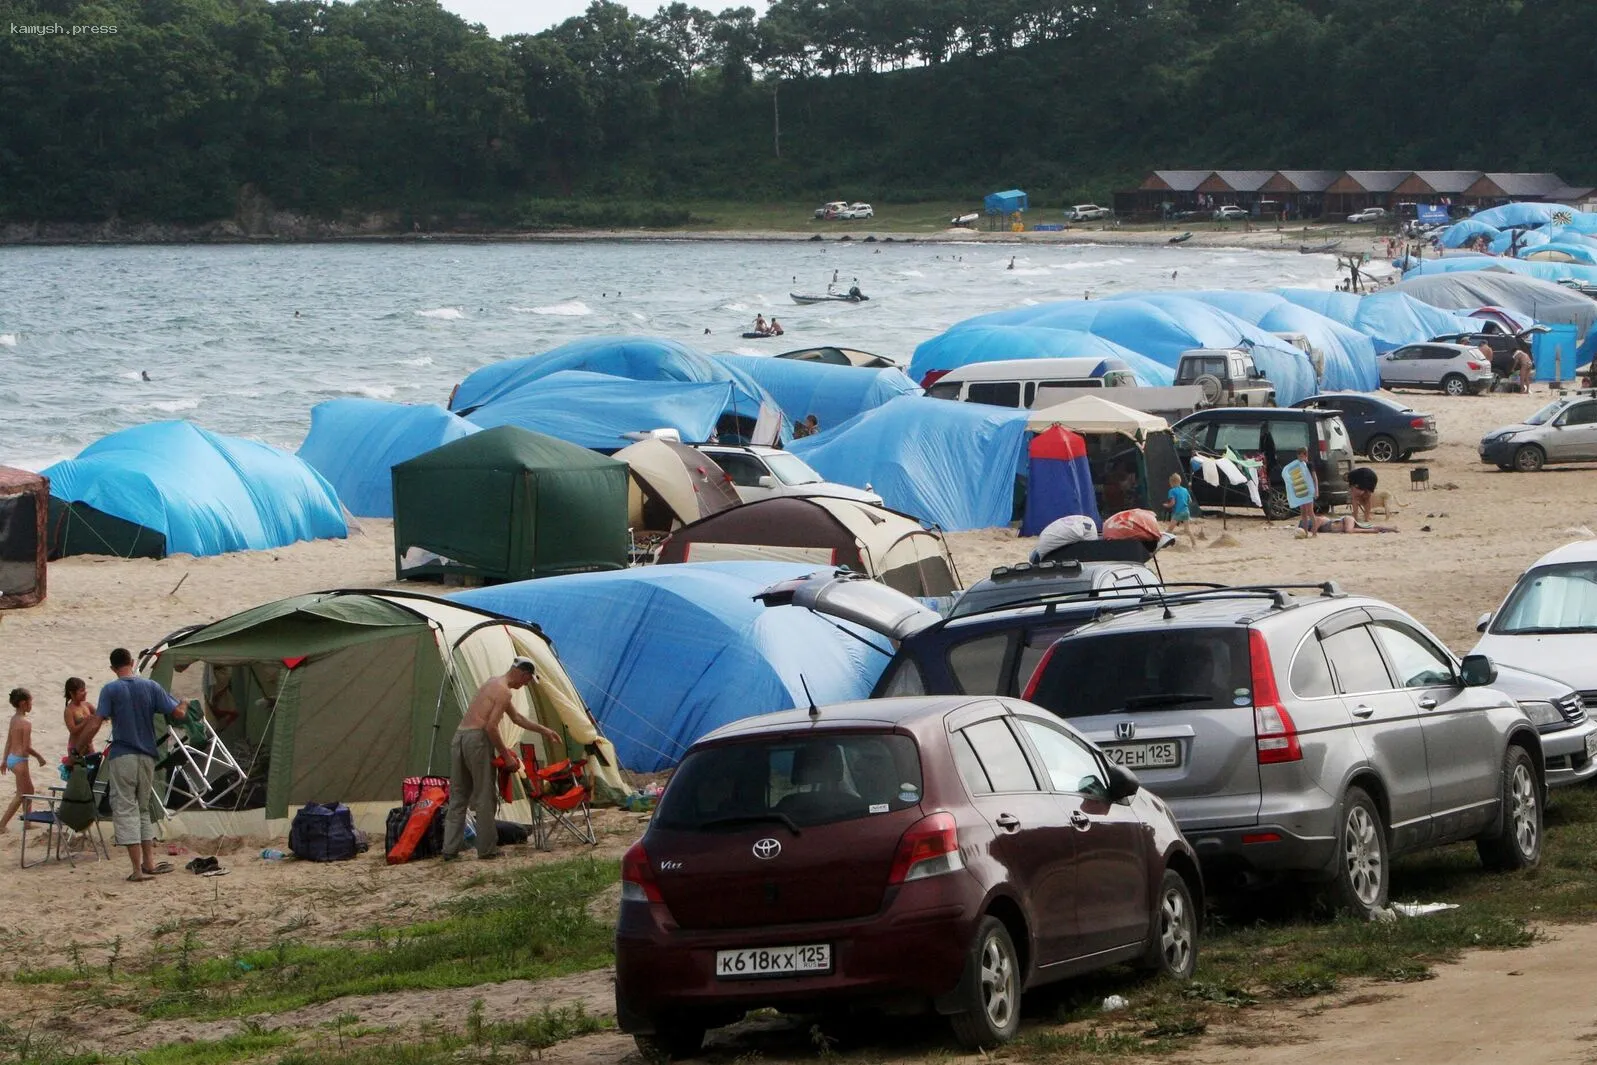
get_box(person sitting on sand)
[1297,514,1399,536]
[2,688,48,832]
[64,677,99,756]
[753,314,769,336]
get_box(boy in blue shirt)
[1165,472,1194,541]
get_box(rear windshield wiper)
[1123,692,1215,709]
[697,813,804,836]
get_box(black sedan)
[1291,392,1439,462]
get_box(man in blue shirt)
[79,648,186,881]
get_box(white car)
[1066,204,1113,221]
[1348,207,1388,223]
[1377,342,1494,396]
[696,444,883,506]
[839,202,874,220]
[814,201,848,219]
[1212,205,1248,221]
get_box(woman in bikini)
[64,677,98,756]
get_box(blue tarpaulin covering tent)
[1274,289,1480,352]
[1470,202,1568,230]
[465,370,740,450]
[789,396,1029,530]
[1440,218,1502,249]
[1022,427,1099,537]
[908,326,1173,387]
[1162,290,1379,391]
[44,421,347,558]
[453,562,886,771]
[984,190,1028,215]
[710,355,919,433]
[297,399,478,518]
[1523,242,1597,265]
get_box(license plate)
[715,944,832,980]
[1586,734,1597,761]
[1102,741,1182,769]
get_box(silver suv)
[1022,585,1545,915]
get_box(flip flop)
[143,862,175,875]
[126,873,153,883]
[201,868,230,877]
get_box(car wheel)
[1366,434,1398,463]
[1478,745,1542,872]
[1442,374,1469,396]
[1399,450,1415,461]
[948,916,1022,1049]
[634,1020,708,1063]
[1140,870,1199,979]
[1261,487,1296,521]
[1329,787,1388,917]
[1513,444,1545,472]
[1496,463,1514,471]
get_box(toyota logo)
[1115,721,1136,741]
[752,838,782,860]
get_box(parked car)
[922,357,1140,405]
[696,444,883,506]
[1348,207,1388,223]
[615,696,1202,1057]
[1067,204,1114,221]
[814,201,848,219]
[1478,392,1597,472]
[1020,585,1545,915]
[1431,327,1549,389]
[1290,393,1438,462]
[839,202,874,220]
[1378,342,1494,396]
[1172,348,1275,407]
[1213,205,1248,222]
[948,559,1157,618]
[1170,407,1354,519]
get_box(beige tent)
[615,439,741,531]
[1027,394,1170,436]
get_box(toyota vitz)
[615,696,1202,1058]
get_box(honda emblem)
[752,838,782,860]
[1115,721,1137,741]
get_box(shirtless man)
[442,658,563,860]
[2,688,48,832]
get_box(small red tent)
[0,466,47,609]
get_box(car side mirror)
[1476,612,1492,633]
[1104,762,1140,802]
[757,475,777,488]
[1460,653,1497,688]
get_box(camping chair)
[18,791,110,869]
[519,743,597,850]
[156,701,246,812]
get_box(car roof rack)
[1123,582,1345,614]
[941,581,1228,625]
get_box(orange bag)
[387,782,448,864]
[1103,508,1163,542]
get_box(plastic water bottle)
[463,823,476,843]
[260,848,286,861]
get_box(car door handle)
[1417,696,1438,709]
[1069,811,1090,830]
[995,813,1020,831]
[1352,704,1375,719]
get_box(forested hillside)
[1,0,1592,224]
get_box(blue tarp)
[1523,242,1597,266]
[465,370,736,450]
[908,326,1173,387]
[453,562,886,772]
[985,190,1028,215]
[789,396,1030,530]
[297,400,478,518]
[44,421,347,557]
[1173,291,1380,391]
[1470,202,1567,230]
[710,355,919,434]
[1533,325,1580,381]
[1274,289,1480,352]
[1403,256,1597,286]
[1440,218,1502,249]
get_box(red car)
[615,696,1202,1058]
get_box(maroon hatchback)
[615,696,1202,1058]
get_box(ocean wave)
[350,385,397,399]
[0,333,17,347]
[528,299,592,316]
[415,307,466,320]
[137,398,201,413]
[400,356,434,367]
[897,269,925,278]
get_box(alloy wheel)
[1510,762,1539,857]
[1367,436,1397,462]
[1159,885,1194,975]
[979,933,1015,1030]
[1344,805,1383,906]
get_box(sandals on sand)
[126,872,154,882]
[143,861,174,875]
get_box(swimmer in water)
[141,370,152,382]
[1008,256,1015,270]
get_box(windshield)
[654,733,924,830]
[1492,562,1597,634]
[1027,628,1252,717]
[1523,400,1570,427]
[763,452,822,485]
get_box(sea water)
[0,240,1339,467]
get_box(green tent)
[392,425,629,583]
[144,589,629,835]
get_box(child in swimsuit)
[2,688,47,832]
[63,676,98,756]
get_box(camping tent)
[142,589,626,835]
[1026,394,1169,435]
[656,496,959,597]
[1025,395,1180,522]
[1273,289,1479,352]
[789,395,1031,531]
[392,425,629,582]
[613,438,740,531]
[711,354,920,433]
[0,467,47,609]
[297,399,479,518]
[454,562,887,772]
[43,421,347,559]
[1022,429,1099,537]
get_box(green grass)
[132,1032,293,1065]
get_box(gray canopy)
[1391,269,1597,342]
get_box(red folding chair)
[519,743,597,850]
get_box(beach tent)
[1025,393,1169,435]
[711,354,919,434]
[1174,290,1380,391]
[1470,202,1567,230]
[1025,395,1180,525]
[0,467,47,609]
[1021,429,1099,537]
[656,496,959,597]
[774,346,897,369]
[142,589,626,835]
[391,425,629,582]
[908,326,1174,388]
[1274,289,1486,352]
[1389,270,1597,341]
[465,370,780,450]
[297,399,478,518]
[454,563,887,772]
[613,438,740,531]
[1439,219,1503,249]
[43,421,346,559]
[985,190,1028,215]
[789,396,1030,531]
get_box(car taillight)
[621,840,663,903]
[1467,361,1484,371]
[888,812,963,884]
[920,369,949,389]
[1318,438,1328,458]
[1249,629,1302,764]
[1410,417,1428,429]
[1021,643,1058,702]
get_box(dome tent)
[44,421,346,559]
[297,399,479,518]
[613,438,740,531]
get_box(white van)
[922,357,1138,408]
